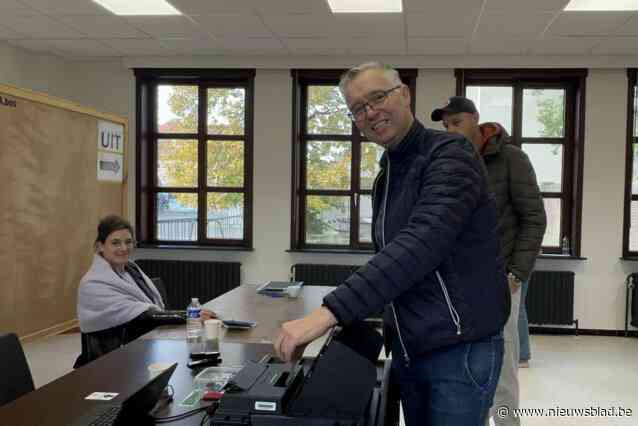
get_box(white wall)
[3,41,637,331]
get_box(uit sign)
[97,120,124,182]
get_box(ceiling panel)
[159,37,224,54]
[215,37,285,51]
[252,0,332,15]
[592,37,638,54]
[283,37,343,50]
[403,0,481,13]
[486,0,569,12]
[124,16,210,39]
[8,39,57,53]
[470,38,533,55]
[332,13,404,37]
[475,12,554,39]
[189,14,272,38]
[342,37,406,55]
[0,0,33,11]
[261,13,336,38]
[42,39,122,57]
[58,15,149,39]
[547,12,630,36]
[406,11,478,37]
[19,0,111,15]
[168,0,255,14]
[0,14,86,39]
[616,15,638,36]
[0,24,24,39]
[531,36,600,54]
[101,38,173,55]
[407,38,467,55]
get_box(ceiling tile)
[8,39,57,53]
[475,12,555,39]
[58,15,149,38]
[101,38,173,55]
[343,37,406,55]
[215,37,285,51]
[486,0,570,12]
[407,11,478,37]
[404,0,481,13]
[531,36,600,54]
[252,0,332,15]
[548,11,631,36]
[0,24,24,39]
[283,37,343,50]
[158,37,223,54]
[616,15,638,36]
[0,0,32,11]
[592,37,638,54]
[261,14,336,38]
[124,16,209,38]
[189,14,272,38]
[19,0,111,15]
[332,14,404,37]
[407,38,467,55]
[0,15,86,39]
[42,39,122,56]
[470,38,533,55]
[168,0,255,14]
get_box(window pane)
[630,201,638,251]
[632,144,638,194]
[207,193,244,240]
[359,194,373,243]
[307,85,350,135]
[542,198,561,247]
[207,140,244,187]
[306,196,350,245]
[156,193,198,241]
[157,139,197,187]
[522,89,565,138]
[466,86,513,134]
[634,85,637,138]
[522,144,563,192]
[306,141,351,190]
[157,85,197,133]
[207,88,245,136]
[360,143,384,190]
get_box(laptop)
[70,363,177,426]
[256,281,303,294]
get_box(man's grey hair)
[338,62,402,98]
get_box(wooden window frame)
[622,69,637,258]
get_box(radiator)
[527,270,576,327]
[291,263,361,286]
[135,259,240,309]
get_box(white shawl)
[77,254,165,333]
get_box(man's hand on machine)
[274,307,338,362]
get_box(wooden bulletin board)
[0,84,128,340]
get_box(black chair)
[151,277,170,309]
[0,332,35,406]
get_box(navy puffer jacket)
[323,120,510,361]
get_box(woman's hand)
[273,307,337,362]
[200,309,217,321]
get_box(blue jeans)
[392,333,504,426]
[518,281,530,362]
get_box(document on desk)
[85,392,119,401]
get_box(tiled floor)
[21,334,638,425]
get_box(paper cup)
[286,286,302,298]
[204,319,222,341]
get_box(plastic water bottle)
[186,297,203,353]
[561,236,570,255]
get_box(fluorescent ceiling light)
[92,0,181,15]
[326,0,402,13]
[564,0,638,10]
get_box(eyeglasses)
[347,85,402,122]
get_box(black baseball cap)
[431,96,478,122]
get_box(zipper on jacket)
[435,270,462,336]
[380,160,411,367]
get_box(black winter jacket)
[323,120,510,361]
[479,123,547,283]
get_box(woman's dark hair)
[95,214,135,245]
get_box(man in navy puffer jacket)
[274,62,510,426]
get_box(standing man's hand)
[274,307,338,362]
[508,274,522,294]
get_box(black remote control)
[190,351,220,360]
[187,357,222,369]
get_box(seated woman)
[76,214,215,366]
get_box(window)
[623,69,638,257]
[290,69,417,251]
[135,69,254,248]
[457,69,587,255]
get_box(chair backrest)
[151,277,170,309]
[0,332,35,406]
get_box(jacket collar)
[480,122,510,157]
[379,119,423,168]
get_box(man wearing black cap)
[432,96,547,426]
